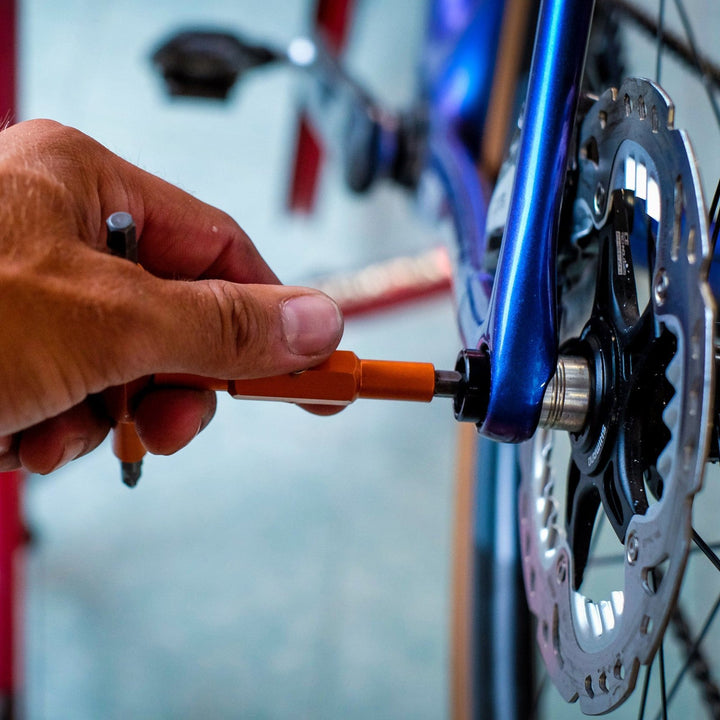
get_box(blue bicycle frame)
[427,0,595,443]
[424,2,595,718]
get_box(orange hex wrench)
[156,350,461,404]
[110,351,463,486]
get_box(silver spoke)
[588,540,720,569]
[658,640,668,720]
[656,0,666,84]
[638,662,653,719]
[709,178,720,250]
[693,529,720,574]
[602,0,720,91]
[656,591,720,718]
[672,0,720,130]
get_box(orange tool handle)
[108,351,438,468]
[154,350,438,405]
[104,377,148,463]
[112,422,146,464]
[106,212,145,485]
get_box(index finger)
[2,120,277,285]
[122,164,280,285]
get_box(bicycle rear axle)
[110,349,593,482]
[452,349,590,433]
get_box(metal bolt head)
[654,268,670,306]
[594,182,607,216]
[626,532,640,565]
[556,553,568,584]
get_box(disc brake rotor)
[518,78,716,714]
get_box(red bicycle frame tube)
[287,0,356,212]
[0,0,25,714]
[0,0,16,126]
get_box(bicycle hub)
[452,348,591,434]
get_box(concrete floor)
[19,2,459,718]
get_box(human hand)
[0,120,343,474]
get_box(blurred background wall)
[18,1,461,718]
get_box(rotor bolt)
[626,532,639,565]
[556,553,568,584]
[594,182,606,216]
[653,268,669,306]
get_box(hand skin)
[0,119,344,474]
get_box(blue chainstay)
[427,0,596,442]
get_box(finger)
[298,404,346,416]
[18,401,110,475]
[106,152,280,284]
[127,171,280,284]
[134,388,216,456]
[0,435,20,472]
[114,278,344,382]
[4,121,279,285]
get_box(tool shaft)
[433,370,462,398]
[155,351,439,405]
[106,213,143,487]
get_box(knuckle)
[19,120,88,161]
[206,282,270,369]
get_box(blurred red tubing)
[311,247,454,318]
[0,0,25,716]
[287,0,356,212]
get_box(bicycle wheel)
[516,1,720,718]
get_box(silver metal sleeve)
[539,355,591,432]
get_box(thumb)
[135,279,345,380]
